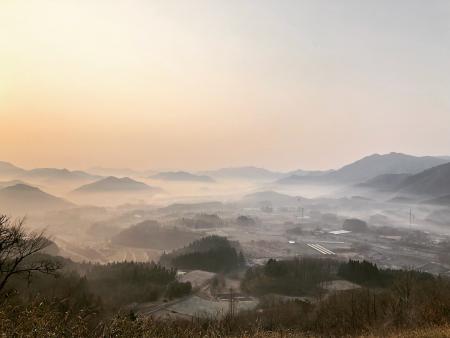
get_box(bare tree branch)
[0,215,61,293]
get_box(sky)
[1,0,449,171]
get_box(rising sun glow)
[1,0,449,171]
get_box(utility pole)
[229,287,234,318]
[297,197,303,225]
[409,208,414,228]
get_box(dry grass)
[381,325,450,338]
[225,325,450,337]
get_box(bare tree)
[0,215,61,293]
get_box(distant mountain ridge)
[278,153,447,185]
[23,168,100,182]
[151,171,215,183]
[201,166,284,181]
[72,176,160,194]
[1,153,448,189]
[0,161,100,183]
[86,167,145,178]
[331,153,447,182]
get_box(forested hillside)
[159,236,245,272]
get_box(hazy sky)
[1,0,449,171]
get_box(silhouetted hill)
[72,176,160,194]
[0,161,26,178]
[22,168,100,182]
[0,184,73,213]
[151,171,215,182]
[278,153,447,184]
[357,173,411,191]
[396,162,450,197]
[242,190,300,207]
[112,220,201,250]
[0,162,101,186]
[331,153,446,183]
[423,194,450,206]
[0,180,30,189]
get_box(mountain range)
[278,153,448,185]
[1,152,449,198]
[0,162,100,184]
[22,168,100,182]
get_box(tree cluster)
[160,236,245,273]
[242,257,338,296]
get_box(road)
[138,294,194,316]
[137,282,210,317]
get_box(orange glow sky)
[1,0,449,171]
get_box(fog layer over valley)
[0,152,449,269]
[2,152,450,336]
